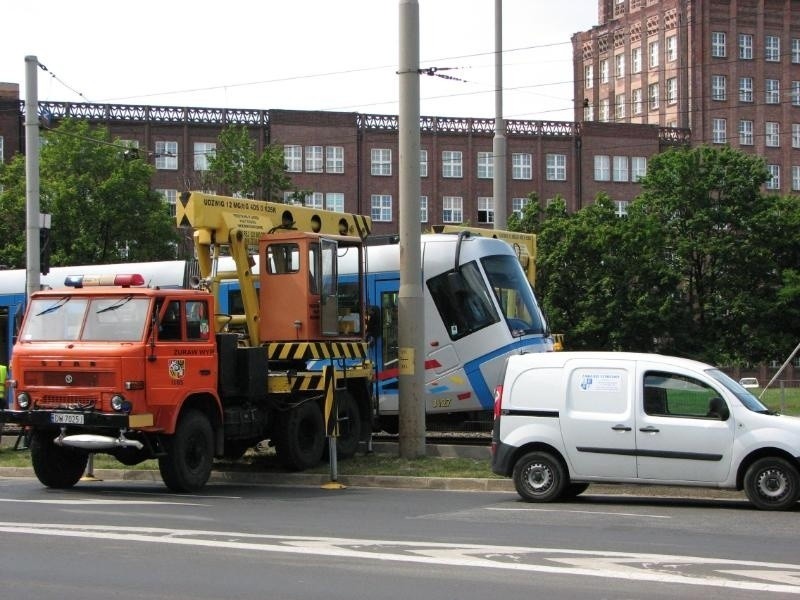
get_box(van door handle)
[611,424,632,431]
[639,426,660,433]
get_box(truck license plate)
[51,413,84,425]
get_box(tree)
[0,118,178,268]
[203,125,296,200]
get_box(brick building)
[0,81,686,237]
[573,0,800,194]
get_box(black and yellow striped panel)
[267,341,369,361]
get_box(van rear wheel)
[512,451,566,502]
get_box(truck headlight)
[110,394,131,413]
[17,392,30,409]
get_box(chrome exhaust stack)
[55,429,143,451]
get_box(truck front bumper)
[0,409,154,430]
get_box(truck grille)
[36,395,98,410]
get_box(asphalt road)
[0,474,798,599]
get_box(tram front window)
[427,261,499,341]
[481,254,547,337]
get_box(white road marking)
[486,506,671,518]
[0,498,205,506]
[0,522,797,593]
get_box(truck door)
[145,298,217,426]
[559,362,638,478]
[635,366,735,483]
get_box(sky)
[2,0,598,122]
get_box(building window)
[420,196,428,223]
[711,75,726,101]
[615,200,630,217]
[477,197,494,224]
[615,93,626,120]
[712,118,727,144]
[305,145,323,173]
[666,78,677,105]
[739,34,753,59]
[512,153,532,180]
[155,141,178,170]
[600,59,609,84]
[326,192,344,212]
[512,197,530,218]
[631,46,642,73]
[765,35,780,62]
[594,155,611,181]
[371,148,392,176]
[477,152,493,179]
[615,53,625,78]
[584,101,594,121]
[613,156,629,182]
[739,77,753,102]
[793,123,800,149]
[793,39,800,64]
[157,189,178,217]
[739,120,754,146]
[600,98,610,122]
[305,192,324,209]
[631,156,647,182]
[648,82,659,110]
[584,64,594,88]
[666,35,677,62]
[371,194,392,222]
[632,88,643,115]
[766,122,780,147]
[0,135,3,161]
[420,150,428,177]
[442,196,463,223]
[442,151,463,178]
[284,145,302,172]
[766,79,780,104]
[546,154,567,181]
[711,32,726,58]
[325,146,344,174]
[193,142,216,171]
[793,82,800,107]
[648,40,659,68]
[793,166,800,192]
[766,165,780,190]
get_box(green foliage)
[0,119,178,268]
[203,125,293,200]
[535,145,800,365]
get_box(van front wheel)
[743,457,800,510]
[513,451,566,502]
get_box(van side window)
[643,371,726,419]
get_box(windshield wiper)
[96,296,133,314]
[35,296,70,317]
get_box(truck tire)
[333,392,361,459]
[512,451,567,502]
[30,430,88,489]
[158,410,214,493]
[743,457,800,510]
[275,401,325,470]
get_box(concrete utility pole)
[24,55,42,299]
[493,0,507,229]
[397,0,426,458]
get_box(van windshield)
[707,369,771,413]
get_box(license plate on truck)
[50,413,84,425]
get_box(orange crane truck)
[0,192,375,492]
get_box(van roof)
[511,351,715,371]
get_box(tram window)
[482,254,545,335]
[427,261,498,340]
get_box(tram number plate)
[51,413,84,425]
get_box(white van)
[491,352,800,510]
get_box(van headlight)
[17,392,31,410]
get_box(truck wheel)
[158,410,214,493]
[334,392,361,459]
[275,401,325,470]
[30,430,88,489]
[744,457,800,510]
[512,451,567,502]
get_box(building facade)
[573,0,800,194]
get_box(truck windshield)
[20,297,150,342]
[482,254,547,337]
[707,368,771,413]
